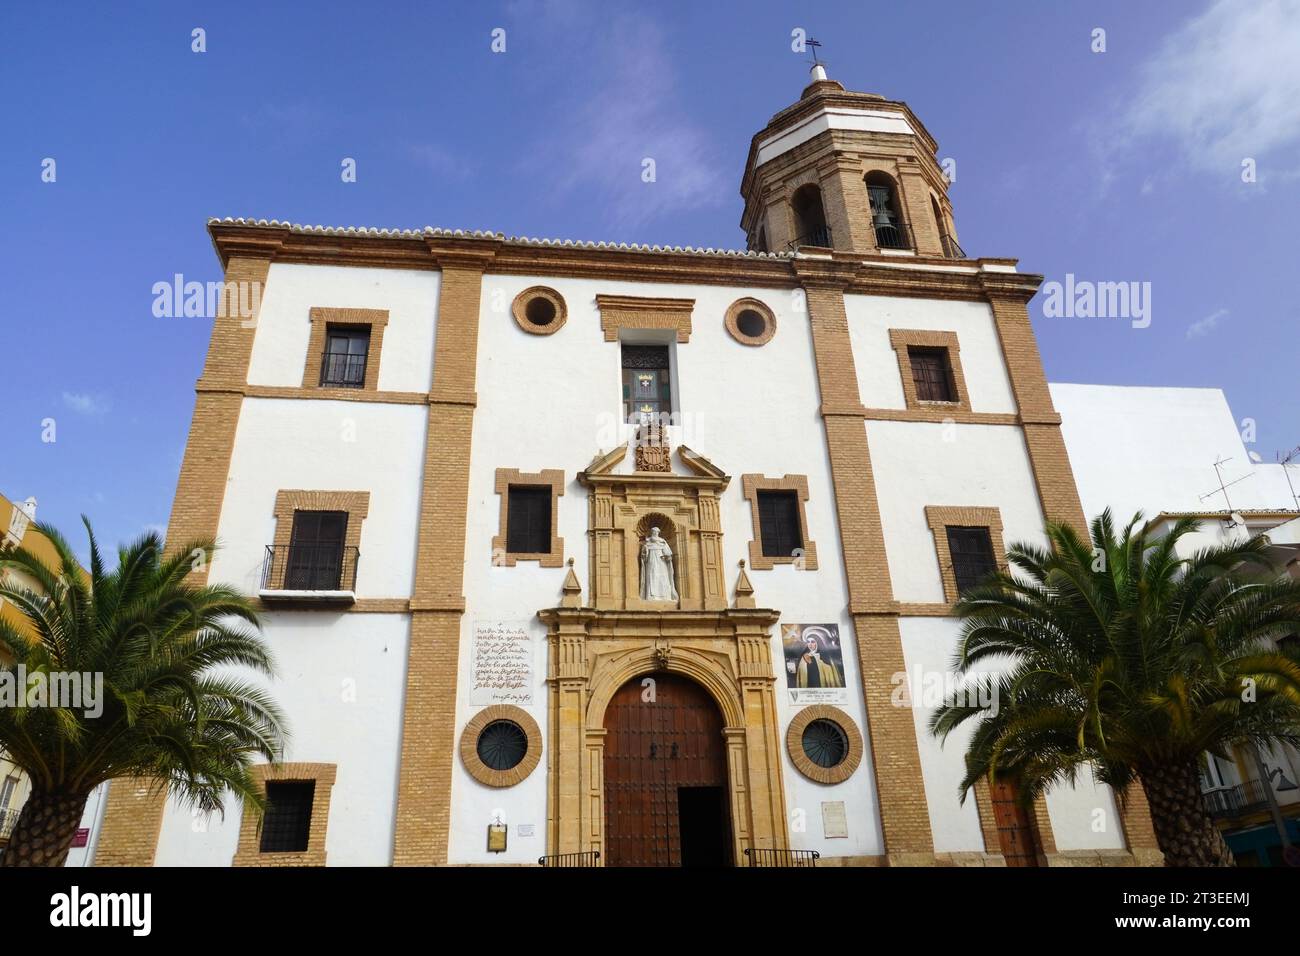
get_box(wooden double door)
[603,673,733,867]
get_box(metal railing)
[743,848,820,867]
[940,233,967,259]
[538,850,601,867]
[1202,779,1274,820]
[874,218,912,251]
[0,807,19,840]
[788,225,833,250]
[260,544,359,592]
[319,352,367,388]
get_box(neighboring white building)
[84,66,1175,868]
[1055,383,1300,866]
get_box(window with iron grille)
[621,344,673,424]
[320,325,370,388]
[286,511,347,590]
[259,781,315,853]
[758,490,803,559]
[946,526,997,595]
[908,346,957,402]
[506,486,551,554]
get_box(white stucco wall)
[210,398,427,599]
[247,263,440,393]
[868,420,1047,604]
[844,294,1017,414]
[1052,383,1297,521]
[450,273,885,862]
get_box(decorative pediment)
[678,445,725,478]
[577,442,731,611]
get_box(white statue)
[639,527,678,602]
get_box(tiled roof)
[208,217,795,260]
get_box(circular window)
[736,309,766,338]
[724,298,776,346]
[786,706,863,784]
[801,719,849,768]
[511,286,567,335]
[476,720,528,771]
[460,705,543,787]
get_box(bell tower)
[739,64,962,259]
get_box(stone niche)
[579,443,729,611]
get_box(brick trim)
[596,294,694,343]
[740,474,818,571]
[459,705,543,788]
[492,469,565,568]
[889,329,970,412]
[510,286,567,335]
[94,253,274,867]
[232,763,338,867]
[924,506,1006,604]
[724,297,777,346]
[302,307,390,391]
[786,705,864,785]
[796,274,935,862]
[394,251,494,866]
[271,490,370,553]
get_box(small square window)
[506,486,551,554]
[908,346,956,402]
[946,526,997,594]
[320,325,370,388]
[757,490,803,559]
[260,781,315,853]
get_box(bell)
[873,208,895,228]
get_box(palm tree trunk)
[0,790,89,867]
[1140,762,1234,867]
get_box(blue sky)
[3,0,1298,556]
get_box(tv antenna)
[1198,456,1253,526]
[1278,445,1300,512]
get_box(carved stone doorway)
[603,672,732,867]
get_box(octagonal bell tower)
[740,64,962,259]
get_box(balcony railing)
[788,225,833,250]
[319,352,366,388]
[743,848,820,867]
[940,233,967,259]
[538,850,601,867]
[260,544,359,604]
[0,807,19,840]
[874,218,912,251]
[1202,779,1273,820]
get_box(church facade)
[90,67,1164,867]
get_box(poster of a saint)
[782,623,849,705]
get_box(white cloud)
[513,4,729,230]
[1186,307,1228,339]
[1123,0,1300,176]
[62,392,109,416]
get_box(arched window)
[931,195,964,258]
[865,172,910,250]
[790,184,830,248]
[755,226,768,254]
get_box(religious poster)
[781,623,848,705]
[470,620,535,706]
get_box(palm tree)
[930,510,1300,867]
[0,519,285,867]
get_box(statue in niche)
[639,527,679,602]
